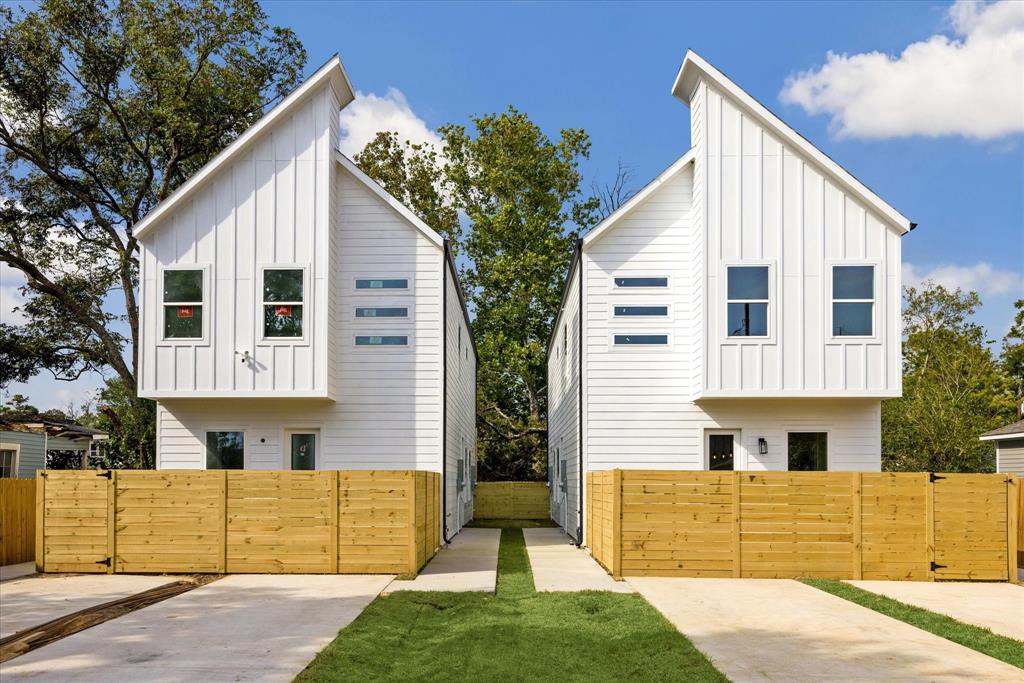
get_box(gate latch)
[96,470,112,479]
[96,557,111,567]
[928,473,946,482]
[930,561,946,571]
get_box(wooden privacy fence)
[36,469,440,575]
[1,479,35,565]
[474,482,549,519]
[587,471,1018,582]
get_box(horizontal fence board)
[474,482,549,519]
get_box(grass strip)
[467,518,558,529]
[297,528,726,682]
[803,579,1024,670]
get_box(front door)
[706,431,739,471]
[288,431,318,470]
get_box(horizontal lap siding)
[548,266,580,532]
[1,431,45,479]
[444,264,476,535]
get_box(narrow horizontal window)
[832,265,874,336]
[614,305,668,317]
[163,269,203,339]
[206,431,244,469]
[355,307,408,318]
[614,277,667,288]
[727,266,769,337]
[355,335,409,346]
[614,334,668,345]
[356,278,408,290]
[263,268,304,338]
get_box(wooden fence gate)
[932,474,1010,580]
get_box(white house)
[135,55,477,538]
[547,51,911,541]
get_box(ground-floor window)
[0,448,16,477]
[206,431,244,469]
[708,434,735,471]
[788,432,828,471]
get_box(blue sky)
[3,0,1022,410]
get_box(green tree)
[1001,298,1024,408]
[1,0,306,464]
[882,283,1016,472]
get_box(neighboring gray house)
[0,416,108,479]
[980,417,1024,476]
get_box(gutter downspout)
[575,238,584,547]
[441,240,452,544]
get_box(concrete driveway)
[629,577,1021,682]
[1,574,392,682]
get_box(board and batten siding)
[139,81,340,398]
[0,431,44,479]
[997,438,1024,476]
[547,261,581,536]
[154,163,445,472]
[444,265,476,535]
[693,79,901,397]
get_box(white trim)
[256,264,311,346]
[282,426,322,470]
[610,332,672,350]
[611,304,671,320]
[721,261,776,343]
[703,429,741,470]
[351,275,413,293]
[141,390,333,399]
[583,150,695,246]
[784,428,832,472]
[202,427,247,470]
[158,265,211,346]
[353,333,413,349]
[353,305,411,322]
[611,275,672,291]
[0,442,21,478]
[671,50,912,234]
[336,153,445,246]
[827,261,881,343]
[980,431,1024,442]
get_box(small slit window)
[614,305,668,317]
[263,269,304,338]
[355,335,409,346]
[355,278,408,290]
[163,269,203,339]
[614,334,668,345]
[832,266,874,337]
[614,277,667,288]
[727,266,769,337]
[355,307,408,318]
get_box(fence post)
[407,471,417,574]
[35,471,45,572]
[1007,475,1018,584]
[611,469,622,580]
[218,470,228,573]
[732,470,741,578]
[330,471,339,574]
[852,472,862,580]
[925,472,935,582]
[106,470,116,574]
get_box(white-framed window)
[613,333,669,346]
[613,276,668,289]
[354,334,410,347]
[788,432,828,471]
[726,265,770,337]
[613,305,669,317]
[261,266,306,341]
[0,443,20,478]
[355,306,408,319]
[161,267,207,341]
[831,265,875,338]
[205,431,244,469]
[354,277,410,292]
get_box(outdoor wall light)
[758,438,768,455]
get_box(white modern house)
[135,55,477,537]
[547,51,911,541]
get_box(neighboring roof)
[0,414,108,440]
[134,54,356,240]
[335,152,444,247]
[671,50,913,235]
[582,149,695,247]
[979,419,1024,441]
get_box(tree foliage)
[881,283,1016,472]
[1001,298,1024,407]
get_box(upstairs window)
[614,277,667,288]
[727,266,769,337]
[832,266,874,337]
[614,305,668,317]
[355,307,408,318]
[614,334,668,345]
[163,269,203,339]
[263,269,304,339]
[355,278,408,290]
[355,335,409,346]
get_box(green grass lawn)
[803,579,1024,670]
[297,527,726,682]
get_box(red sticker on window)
[275,305,292,317]
[176,306,193,318]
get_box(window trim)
[353,333,413,349]
[282,426,322,471]
[158,265,210,346]
[352,305,411,322]
[352,275,413,294]
[257,264,310,346]
[827,260,881,343]
[611,333,671,350]
[721,261,775,343]
[612,275,671,291]
[612,304,671,319]
[203,428,246,470]
[785,429,831,472]
[703,429,741,471]
[0,442,21,478]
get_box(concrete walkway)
[523,528,633,592]
[0,573,174,639]
[387,528,500,592]
[628,577,1021,682]
[0,562,36,582]
[1,574,393,682]
[848,580,1024,641]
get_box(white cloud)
[904,261,1024,297]
[780,0,1024,140]
[338,88,442,157]
[0,261,28,325]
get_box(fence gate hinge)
[96,557,111,567]
[928,473,946,482]
[97,470,112,479]
[930,561,946,571]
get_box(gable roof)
[582,149,695,247]
[335,152,444,246]
[134,54,355,240]
[979,418,1024,441]
[672,50,913,235]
